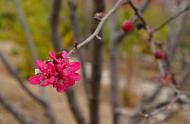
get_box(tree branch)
[127,0,190,123]
[50,0,62,52]
[0,52,59,124]
[89,0,105,124]
[0,52,45,106]
[68,0,91,100]
[68,0,124,56]
[109,1,150,124]
[152,6,190,33]
[0,93,33,124]
[13,0,59,123]
[66,89,86,124]
[49,1,86,123]
[13,0,38,63]
[113,0,150,46]
[178,63,190,85]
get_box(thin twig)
[127,0,190,122]
[0,52,45,106]
[140,91,180,118]
[49,0,86,123]
[68,0,124,56]
[68,0,91,101]
[128,0,147,29]
[0,52,59,124]
[0,93,33,124]
[152,6,190,33]
[128,0,189,77]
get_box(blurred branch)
[139,2,190,113]
[109,0,122,123]
[67,1,125,124]
[141,91,190,123]
[66,1,125,123]
[68,0,80,41]
[113,0,150,46]
[128,84,163,124]
[128,0,189,82]
[50,0,62,52]
[50,1,86,124]
[110,21,120,124]
[68,0,91,100]
[109,0,150,124]
[165,1,190,60]
[13,0,45,96]
[13,0,38,63]
[13,0,59,123]
[178,63,190,85]
[127,0,190,123]
[0,93,33,124]
[0,52,59,124]
[169,14,188,59]
[139,91,180,119]
[152,6,190,33]
[89,0,105,124]
[66,90,86,124]
[128,0,147,30]
[131,93,190,124]
[13,0,47,95]
[68,0,124,56]
[0,52,45,106]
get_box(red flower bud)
[135,0,142,4]
[122,20,133,32]
[175,0,181,6]
[153,50,167,60]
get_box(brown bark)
[50,0,62,52]
[89,0,105,124]
[68,0,91,100]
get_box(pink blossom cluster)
[28,51,80,92]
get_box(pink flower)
[28,51,80,92]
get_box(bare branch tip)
[96,35,102,40]
[94,12,104,21]
[185,6,190,12]
[74,42,78,49]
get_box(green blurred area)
[0,0,85,77]
[0,0,190,78]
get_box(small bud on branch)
[121,20,133,32]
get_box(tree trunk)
[89,0,105,124]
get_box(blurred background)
[0,0,190,124]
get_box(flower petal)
[56,64,63,73]
[65,80,75,86]
[47,76,55,84]
[47,62,55,73]
[28,75,42,85]
[61,51,68,58]
[49,51,58,62]
[67,73,80,81]
[68,62,80,72]
[35,60,46,72]
[56,80,75,92]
